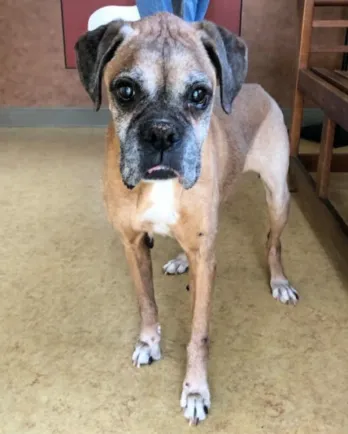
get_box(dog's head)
[75,13,247,189]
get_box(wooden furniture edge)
[299,153,348,172]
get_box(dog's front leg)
[122,232,161,367]
[179,238,216,425]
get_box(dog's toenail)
[202,337,209,344]
[148,356,153,365]
[204,405,209,415]
[186,285,190,291]
[185,382,190,387]
[198,232,204,237]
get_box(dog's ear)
[74,20,131,111]
[195,21,248,114]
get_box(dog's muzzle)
[138,118,185,181]
[120,115,200,190]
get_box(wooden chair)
[290,0,348,199]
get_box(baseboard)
[0,107,323,128]
[0,107,111,127]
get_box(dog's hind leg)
[261,175,299,304]
[244,107,299,304]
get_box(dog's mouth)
[143,165,180,181]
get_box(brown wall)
[242,0,298,108]
[0,0,90,107]
[0,0,346,108]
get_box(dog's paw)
[163,253,189,275]
[180,381,210,425]
[132,341,161,367]
[271,280,299,305]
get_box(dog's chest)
[140,180,178,236]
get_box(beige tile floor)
[1,129,348,434]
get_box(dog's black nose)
[143,121,180,151]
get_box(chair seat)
[298,68,348,132]
[311,68,348,94]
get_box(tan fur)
[99,13,296,425]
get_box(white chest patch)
[141,180,178,236]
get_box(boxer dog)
[75,12,298,425]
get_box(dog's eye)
[116,84,135,101]
[188,86,210,109]
[112,78,136,103]
[191,88,206,103]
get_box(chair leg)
[316,117,335,199]
[290,0,315,157]
[290,88,304,157]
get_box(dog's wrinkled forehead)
[75,12,248,114]
[104,15,216,95]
